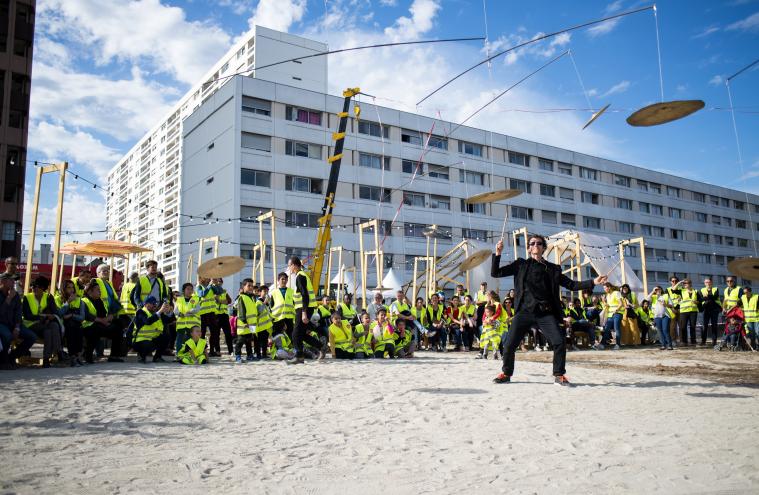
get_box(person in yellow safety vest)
[72,270,92,298]
[454,284,469,300]
[174,282,201,354]
[195,276,219,354]
[500,298,515,331]
[739,286,758,347]
[475,281,489,330]
[133,296,172,364]
[698,277,721,346]
[287,256,325,365]
[95,264,121,316]
[353,312,374,359]
[271,272,296,335]
[658,288,679,349]
[177,326,209,365]
[566,299,597,350]
[81,281,125,364]
[235,278,259,363]
[270,332,295,360]
[394,319,413,358]
[316,294,333,338]
[22,276,63,368]
[600,283,625,350]
[130,260,169,308]
[338,293,358,326]
[328,312,355,359]
[635,299,654,345]
[254,294,273,359]
[477,304,500,359]
[212,278,233,356]
[620,284,638,310]
[444,296,464,351]
[117,272,139,344]
[678,279,699,346]
[372,308,397,359]
[459,294,477,351]
[426,293,447,352]
[366,292,387,323]
[56,279,85,367]
[723,276,743,313]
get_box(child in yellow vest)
[329,312,355,360]
[177,326,209,365]
[477,305,501,360]
[353,312,374,359]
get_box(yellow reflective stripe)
[328,153,343,163]
[332,132,346,140]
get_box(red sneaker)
[554,375,573,387]
[493,373,511,383]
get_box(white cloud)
[247,0,307,32]
[384,0,440,41]
[692,26,720,39]
[600,80,631,97]
[727,11,759,32]
[39,0,233,85]
[587,18,621,37]
[487,31,572,66]
[380,0,398,5]
[218,0,254,16]
[708,74,724,86]
[22,188,109,249]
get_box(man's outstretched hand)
[593,275,608,285]
[495,239,504,256]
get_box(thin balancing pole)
[500,211,509,240]
[726,57,759,82]
[417,4,654,106]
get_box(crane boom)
[309,87,360,293]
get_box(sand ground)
[1,348,757,494]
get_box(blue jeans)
[746,321,757,344]
[175,329,190,353]
[655,317,671,347]
[0,323,37,358]
[450,325,463,348]
[603,313,622,345]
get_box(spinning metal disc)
[197,256,246,278]
[457,250,491,272]
[727,257,759,281]
[465,189,522,204]
[626,100,704,127]
[582,103,611,130]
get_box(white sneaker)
[595,343,604,350]
[536,346,543,352]
[613,344,620,350]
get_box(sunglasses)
[528,241,544,246]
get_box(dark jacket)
[491,254,595,319]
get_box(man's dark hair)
[130,272,139,282]
[241,278,254,285]
[146,260,158,268]
[32,276,50,289]
[182,283,193,291]
[277,271,288,280]
[528,234,547,248]
[288,256,302,268]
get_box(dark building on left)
[0,0,34,258]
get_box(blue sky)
[24,0,759,245]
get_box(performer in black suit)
[490,234,607,386]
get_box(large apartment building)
[106,26,327,287]
[108,27,756,293]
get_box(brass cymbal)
[197,256,246,278]
[727,257,759,281]
[458,249,491,272]
[626,100,705,127]
[582,103,610,130]
[465,189,522,204]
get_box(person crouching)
[329,312,355,360]
[177,326,209,365]
[133,296,172,363]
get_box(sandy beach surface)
[1,349,758,494]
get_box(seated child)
[715,316,743,351]
[372,308,396,359]
[270,332,295,361]
[477,304,501,360]
[353,313,374,359]
[394,319,414,358]
[329,312,355,360]
[177,326,209,365]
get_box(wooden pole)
[57,253,65,289]
[24,167,43,293]
[109,255,114,283]
[618,242,626,285]
[49,163,67,295]
[639,237,648,296]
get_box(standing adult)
[286,256,325,364]
[130,260,169,307]
[722,276,742,313]
[698,277,721,346]
[195,277,218,351]
[739,286,758,348]
[475,282,488,330]
[677,279,699,346]
[118,272,139,345]
[212,278,233,355]
[491,235,606,385]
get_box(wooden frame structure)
[325,245,343,298]
[618,237,649,295]
[412,256,435,301]
[545,232,585,299]
[358,219,384,310]
[250,243,265,284]
[257,210,277,286]
[511,227,529,260]
[196,236,220,279]
[25,162,68,293]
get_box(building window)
[542,210,557,224]
[460,170,485,186]
[511,206,533,221]
[427,135,448,150]
[738,238,748,248]
[696,232,709,243]
[285,211,320,228]
[725,236,735,246]
[558,162,573,175]
[285,247,312,259]
[508,151,528,166]
[429,195,450,210]
[712,215,721,225]
[671,229,684,240]
[401,129,423,145]
[666,186,681,198]
[285,105,322,126]
[617,198,633,210]
[404,223,427,238]
[735,200,746,210]
[402,159,423,174]
[359,218,394,237]
[241,96,271,116]
[710,195,720,206]
[285,176,323,194]
[697,253,711,264]
[669,207,681,219]
[559,187,574,201]
[241,132,271,152]
[358,121,389,138]
[618,221,634,234]
[736,219,747,229]
[583,217,602,229]
[402,192,425,207]
[579,167,597,180]
[458,140,483,157]
[637,180,649,192]
[696,212,707,222]
[462,200,486,215]
[539,184,555,197]
[651,204,663,216]
[720,197,730,207]
[359,185,392,203]
[285,140,321,159]
[614,175,631,187]
[645,248,668,261]
[2,222,16,241]
[561,213,576,226]
[427,164,449,180]
[538,158,553,171]
[240,169,271,187]
[510,179,531,194]
[358,152,390,170]
[462,228,487,241]
[581,191,600,205]
[692,191,705,203]
[649,183,661,194]
[714,235,723,245]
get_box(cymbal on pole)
[197,256,246,278]
[626,100,704,127]
[465,189,522,204]
[457,250,491,272]
[582,103,610,130]
[727,257,759,281]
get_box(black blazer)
[491,254,595,319]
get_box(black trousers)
[84,322,123,360]
[678,312,698,344]
[64,320,83,355]
[234,333,254,356]
[200,313,220,353]
[293,308,322,358]
[636,318,649,345]
[375,343,395,358]
[702,310,720,345]
[133,333,168,359]
[502,311,566,377]
[476,304,485,328]
[335,348,355,359]
[254,332,268,358]
[218,314,233,354]
[462,323,475,349]
[272,318,293,337]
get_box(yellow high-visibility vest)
[175,296,201,331]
